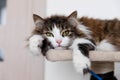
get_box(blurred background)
[0,0,6,24]
[0,0,120,80]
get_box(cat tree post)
[46,49,120,62]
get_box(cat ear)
[68,11,77,19]
[33,14,44,28]
[67,11,78,26]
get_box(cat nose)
[56,40,62,44]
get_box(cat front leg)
[70,38,96,74]
[29,35,44,56]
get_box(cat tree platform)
[46,49,120,62]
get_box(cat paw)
[73,51,91,74]
[29,35,44,56]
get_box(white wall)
[45,0,120,80]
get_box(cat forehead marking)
[52,24,62,39]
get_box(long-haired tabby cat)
[28,11,120,80]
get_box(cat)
[28,11,119,80]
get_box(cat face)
[33,11,87,49]
[42,24,74,48]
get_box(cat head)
[33,11,90,49]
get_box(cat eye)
[45,32,54,37]
[62,30,71,36]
